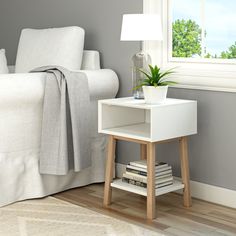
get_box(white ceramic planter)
[142,85,168,104]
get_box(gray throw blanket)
[32,66,91,175]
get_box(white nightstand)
[98,97,197,220]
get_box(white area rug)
[0,197,164,236]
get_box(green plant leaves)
[133,65,177,90]
[137,69,152,80]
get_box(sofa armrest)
[77,69,119,100]
[0,69,119,103]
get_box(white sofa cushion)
[15,26,85,73]
[0,49,9,74]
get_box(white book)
[123,173,173,185]
[126,164,171,173]
[125,170,172,178]
[154,173,173,180]
[155,176,174,185]
[155,181,173,189]
[155,169,172,177]
[129,160,168,170]
[123,173,146,182]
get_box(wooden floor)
[54,183,236,236]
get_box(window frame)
[143,0,236,92]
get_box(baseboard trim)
[116,163,236,209]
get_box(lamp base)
[132,51,151,99]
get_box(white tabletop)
[99,97,196,109]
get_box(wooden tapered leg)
[179,137,192,207]
[146,142,156,220]
[140,144,147,160]
[103,135,116,207]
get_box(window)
[144,0,236,92]
[170,0,236,61]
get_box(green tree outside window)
[172,19,236,59]
[221,42,236,59]
[172,19,202,58]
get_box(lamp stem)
[140,41,145,53]
[142,41,145,52]
[132,49,152,99]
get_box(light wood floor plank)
[54,183,236,235]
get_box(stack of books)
[122,160,173,189]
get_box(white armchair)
[0,50,119,207]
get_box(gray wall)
[0,0,143,97]
[1,0,235,191]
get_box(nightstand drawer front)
[151,102,197,141]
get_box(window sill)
[170,74,236,93]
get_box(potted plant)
[134,65,177,104]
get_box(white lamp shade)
[120,14,163,41]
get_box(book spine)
[155,169,172,177]
[127,165,172,173]
[126,165,147,172]
[123,172,173,183]
[126,167,172,176]
[126,168,147,176]
[122,177,147,188]
[155,176,174,184]
[156,182,173,188]
[122,177,173,189]
[129,162,168,170]
[123,173,146,183]
[156,174,172,180]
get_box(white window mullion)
[201,0,206,58]
[166,0,172,65]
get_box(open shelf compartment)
[111,179,184,197]
[99,102,151,141]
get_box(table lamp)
[120,14,163,99]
